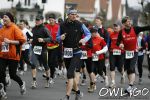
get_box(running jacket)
[0,23,26,60]
[45,23,59,49]
[92,36,106,60]
[32,24,52,49]
[110,31,124,53]
[57,19,91,50]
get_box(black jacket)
[32,24,52,49]
[59,19,84,48]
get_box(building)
[65,0,126,22]
[0,0,65,27]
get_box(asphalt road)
[4,60,150,100]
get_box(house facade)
[0,0,65,27]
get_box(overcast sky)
[128,0,149,9]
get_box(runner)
[18,20,33,75]
[57,9,91,100]
[116,16,150,95]
[145,31,150,78]
[30,15,52,88]
[45,14,59,85]
[0,12,26,99]
[90,26,108,89]
[94,16,109,85]
[109,24,125,88]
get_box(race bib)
[125,51,134,59]
[33,46,42,55]
[146,51,150,54]
[64,48,73,58]
[80,51,87,59]
[92,53,99,61]
[22,44,26,51]
[113,49,121,55]
[1,42,9,52]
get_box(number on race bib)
[113,49,121,55]
[125,51,134,59]
[80,51,87,59]
[64,48,73,58]
[33,46,42,55]
[1,42,9,52]
[92,53,99,61]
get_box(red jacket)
[92,36,106,60]
[45,23,59,49]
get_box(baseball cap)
[90,26,98,33]
[122,16,130,24]
[36,15,44,20]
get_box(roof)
[65,0,95,13]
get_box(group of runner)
[0,9,150,100]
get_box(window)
[28,0,30,6]
[30,15,34,21]
[20,14,24,20]
[25,0,27,5]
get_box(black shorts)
[109,52,124,72]
[124,52,138,74]
[92,59,105,76]
[64,53,82,79]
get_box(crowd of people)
[0,9,150,100]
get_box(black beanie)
[4,12,14,22]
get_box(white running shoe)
[31,81,37,89]
[20,81,26,95]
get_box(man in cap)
[117,16,150,95]
[30,15,52,88]
[109,23,125,88]
[0,12,26,99]
[57,9,91,100]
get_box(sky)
[128,0,149,9]
[128,0,140,7]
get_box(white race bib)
[64,48,73,58]
[113,49,121,55]
[146,51,150,54]
[1,42,9,52]
[22,44,26,51]
[80,51,87,59]
[125,51,134,59]
[33,46,42,55]
[92,53,99,61]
